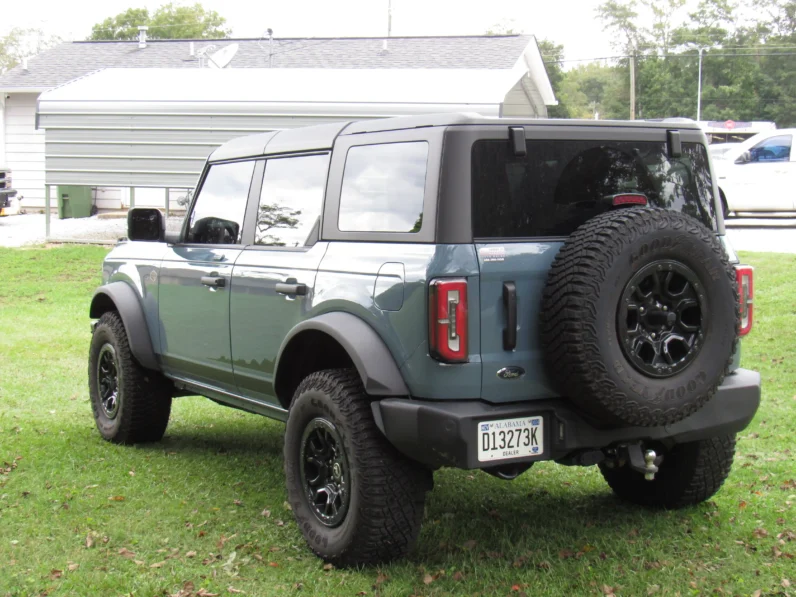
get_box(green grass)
[0,246,793,597]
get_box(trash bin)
[57,186,93,219]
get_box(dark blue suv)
[88,114,760,566]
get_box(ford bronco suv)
[88,114,760,566]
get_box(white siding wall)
[4,93,45,209]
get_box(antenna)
[207,43,239,69]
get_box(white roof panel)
[40,67,522,106]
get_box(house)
[0,35,556,212]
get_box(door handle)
[503,281,517,351]
[275,281,308,296]
[201,275,226,288]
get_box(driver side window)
[187,160,256,244]
[749,135,792,163]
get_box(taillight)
[735,265,754,336]
[606,193,648,206]
[429,278,468,363]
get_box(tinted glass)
[187,160,255,244]
[750,134,791,162]
[338,142,428,233]
[255,154,329,247]
[472,140,717,238]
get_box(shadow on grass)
[107,420,691,568]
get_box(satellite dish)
[207,43,239,69]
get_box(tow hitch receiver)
[605,444,663,481]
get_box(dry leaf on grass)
[49,569,62,580]
[118,548,136,559]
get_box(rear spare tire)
[541,208,739,427]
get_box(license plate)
[477,416,544,462]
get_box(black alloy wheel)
[617,260,706,378]
[97,344,120,419]
[300,418,351,527]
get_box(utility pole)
[696,47,704,121]
[387,0,392,37]
[629,49,636,120]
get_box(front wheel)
[284,369,432,566]
[600,435,737,508]
[88,311,172,444]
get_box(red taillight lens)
[735,265,754,336]
[609,193,648,206]
[429,278,468,363]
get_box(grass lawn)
[0,246,793,597]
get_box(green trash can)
[57,186,93,219]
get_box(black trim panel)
[89,282,159,371]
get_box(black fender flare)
[89,282,159,371]
[274,312,409,398]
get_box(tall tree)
[537,39,570,118]
[0,28,60,74]
[89,3,230,41]
[597,0,643,118]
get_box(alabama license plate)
[477,416,544,462]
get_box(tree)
[537,39,571,118]
[0,28,60,74]
[89,3,230,41]
[256,204,301,247]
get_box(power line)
[543,52,796,64]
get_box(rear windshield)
[472,139,717,238]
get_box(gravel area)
[0,213,186,247]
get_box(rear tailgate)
[469,130,719,403]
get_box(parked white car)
[712,129,794,216]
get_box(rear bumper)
[371,368,761,469]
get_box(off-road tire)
[284,369,433,567]
[88,311,172,444]
[541,208,739,427]
[600,435,737,508]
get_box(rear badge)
[497,366,525,380]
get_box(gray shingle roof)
[0,35,533,89]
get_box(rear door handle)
[275,281,308,296]
[503,281,517,351]
[201,275,226,288]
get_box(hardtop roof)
[208,114,705,162]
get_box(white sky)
[3,0,617,64]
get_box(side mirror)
[127,208,164,242]
[735,151,751,165]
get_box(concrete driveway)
[724,217,796,254]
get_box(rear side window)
[338,142,428,233]
[187,160,255,244]
[472,139,717,238]
[255,153,329,247]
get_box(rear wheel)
[284,369,432,566]
[88,311,172,444]
[600,435,736,508]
